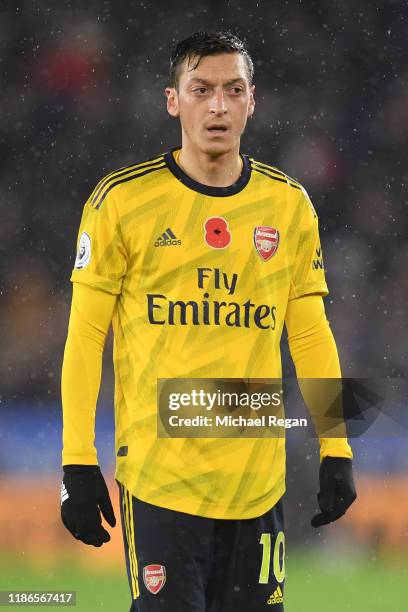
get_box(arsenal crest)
[253,226,279,261]
[143,564,166,595]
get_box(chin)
[199,141,233,157]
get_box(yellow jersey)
[69,147,328,519]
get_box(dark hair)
[169,30,254,89]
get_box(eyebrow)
[188,77,246,86]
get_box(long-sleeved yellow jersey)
[62,147,352,519]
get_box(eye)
[231,87,243,94]
[193,87,207,94]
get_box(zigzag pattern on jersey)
[250,159,302,190]
[90,154,167,210]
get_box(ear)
[248,84,255,119]
[165,87,179,118]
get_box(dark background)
[1,0,406,404]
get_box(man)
[60,30,356,611]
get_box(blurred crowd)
[0,0,406,403]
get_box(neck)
[177,141,243,187]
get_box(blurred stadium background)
[0,1,407,610]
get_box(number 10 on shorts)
[259,531,285,584]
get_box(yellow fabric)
[285,294,353,461]
[61,283,116,464]
[62,147,336,519]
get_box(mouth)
[206,126,228,135]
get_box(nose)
[209,89,227,115]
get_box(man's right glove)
[60,464,116,547]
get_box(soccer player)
[60,30,357,611]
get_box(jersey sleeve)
[288,188,329,300]
[70,185,127,294]
[61,283,117,466]
[285,294,353,462]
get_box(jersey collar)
[164,147,251,197]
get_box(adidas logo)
[154,227,181,247]
[60,482,69,505]
[267,585,283,605]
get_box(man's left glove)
[60,464,116,546]
[311,457,357,528]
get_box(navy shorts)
[117,481,285,612]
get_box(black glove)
[311,457,357,528]
[60,464,116,546]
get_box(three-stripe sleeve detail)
[91,156,166,209]
[250,160,302,190]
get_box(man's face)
[165,53,255,156]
